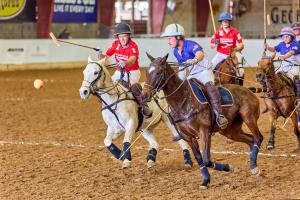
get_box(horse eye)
[94,71,98,75]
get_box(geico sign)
[271,6,300,24]
[0,0,26,20]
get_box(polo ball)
[33,79,44,89]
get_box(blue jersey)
[173,40,203,64]
[274,41,299,56]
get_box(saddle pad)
[188,80,234,106]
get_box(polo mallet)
[276,103,300,132]
[49,32,100,52]
[263,0,267,56]
[208,0,217,33]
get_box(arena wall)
[0,38,282,71]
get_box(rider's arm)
[281,50,295,60]
[210,32,219,49]
[265,44,276,52]
[235,43,244,52]
[124,56,137,66]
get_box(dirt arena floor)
[1,67,300,200]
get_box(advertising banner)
[0,0,27,20]
[52,0,98,23]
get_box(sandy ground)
[1,67,300,200]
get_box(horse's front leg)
[266,112,278,150]
[104,126,122,159]
[201,130,233,172]
[141,129,159,169]
[188,138,210,189]
[120,118,137,169]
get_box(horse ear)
[146,52,155,61]
[161,53,169,63]
[88,56,93,63]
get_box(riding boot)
[205,82,229,129]
[130,83,153,118]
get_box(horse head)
[256,53,276,83]
[79,56,110,100]
[141,52,169,102]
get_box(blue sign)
[52,0,97,23]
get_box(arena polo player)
[142,53,263,189]
[252,55,300,151]
[79,57,193,169]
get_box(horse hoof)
[199,179,210,190]
[122,159,131,169]
[250,167,261,176]
[184,163,193,168]
[147,160,155,169]
[266,144,274,150]
[228,164,234,172]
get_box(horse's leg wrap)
[294,76,300,116]
[205,82,228,129]
[120,142,132,161]
[146,148,157,162]
[249,143,260,169]
[131,83,153,118]
[183,149,193,166]
[107,143,122,159]
[192,148,210,187]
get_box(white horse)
[79,57,193,169]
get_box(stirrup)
[216,115,228,129]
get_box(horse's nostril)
[83,90,88,96]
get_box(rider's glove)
[278,56,285,61]
[118,61,126,68]
[184,58,198,65]
[96,48,103,59]
[214,39,219,45]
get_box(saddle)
[188,79,234,106]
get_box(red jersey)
[210,27,243,55]
[106,40,140,71]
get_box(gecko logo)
[0,0,26,20]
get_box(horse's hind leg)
[188,138,210,189]
[291,113,300,152]
[162,115,193,167]
[141,129,158,168]
[200,130,233,173]
[240,113,263,175]
[266,112,278,150]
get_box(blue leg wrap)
[250,144,259,169]
[120,142,132,161]
[200,166,211,182]
[107,143,121,159]
[183,149,193,166]
[146,148,157,162]
[297,114,300,122]
[212,162,231,172]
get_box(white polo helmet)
[161,23,185,37]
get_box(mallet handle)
[56,39,99,51]
[208,0,217,33]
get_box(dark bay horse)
[255,56,300,151]
[142,53,263,189]
[214,49,243,85]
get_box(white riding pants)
[112,69,141,84]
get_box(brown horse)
[255,56,300,151]
[214,49,242,85]
[142,53,263,189]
